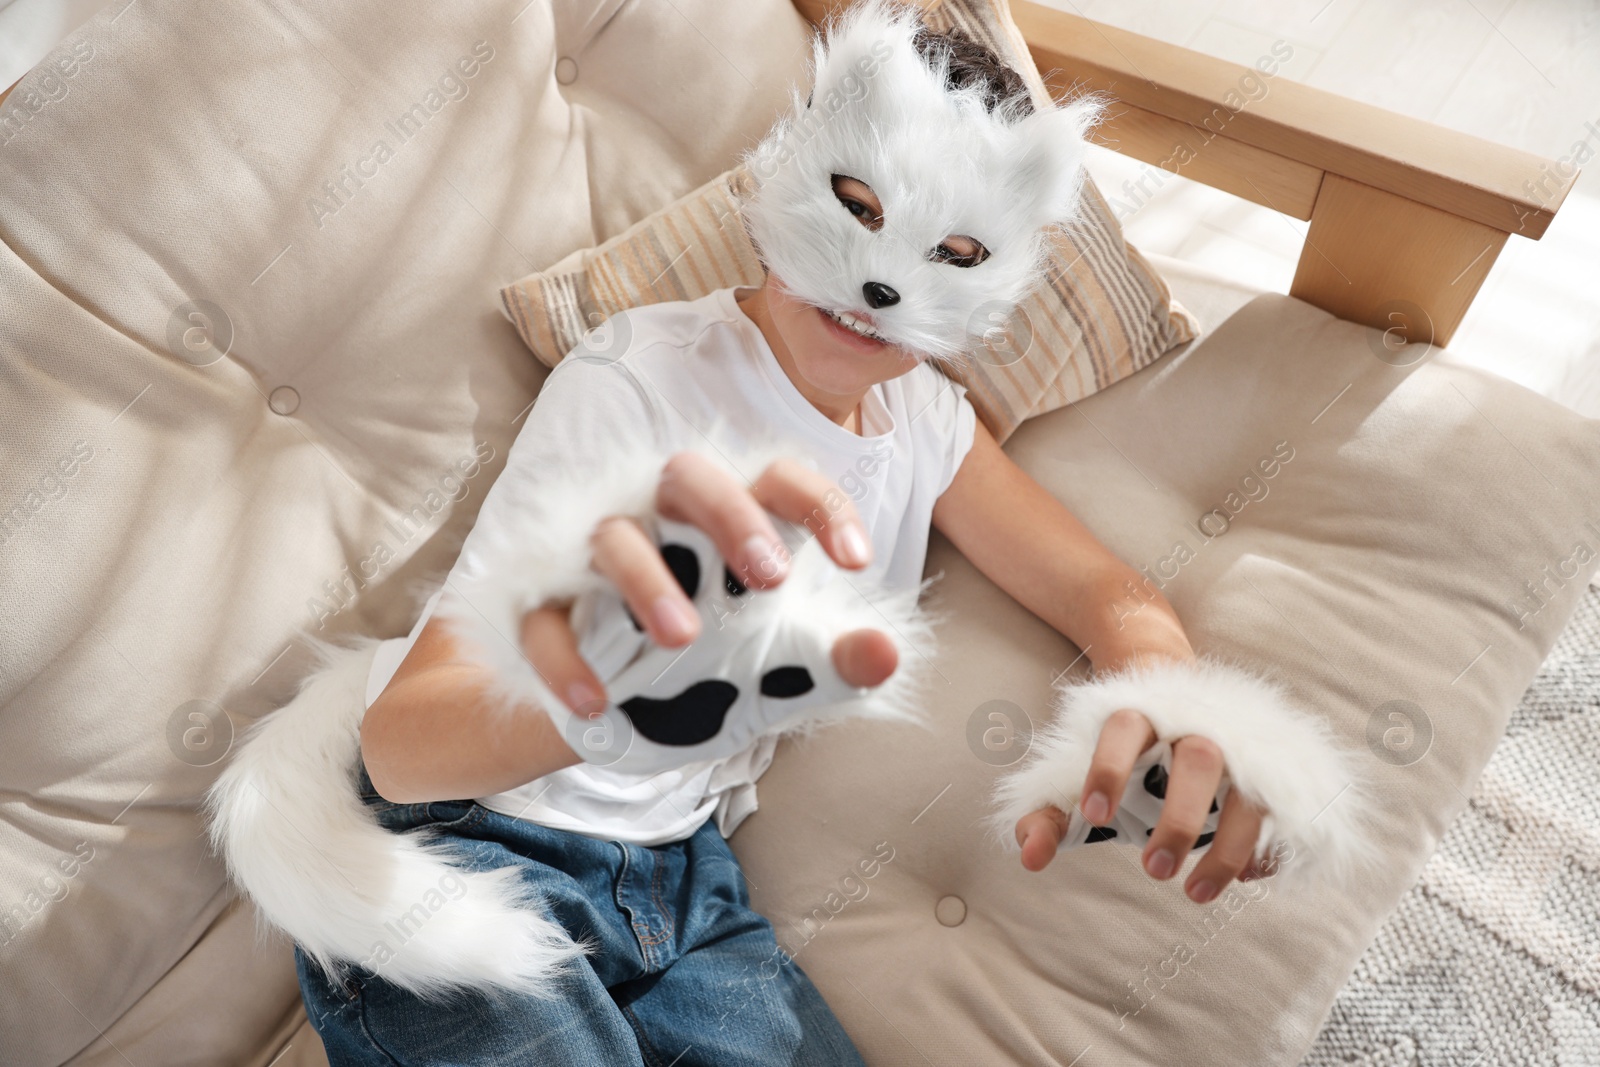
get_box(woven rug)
[1302,583,1600,1066]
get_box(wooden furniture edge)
[1014,1,1579,345]
[1014,2,1575,238]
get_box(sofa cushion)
[0,1,812,1064]
[728,288,1600,1065]
[6,0,1598,1065]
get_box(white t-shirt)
[365,286,977,845]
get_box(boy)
[223,4,1291,1063]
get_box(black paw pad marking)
[760,666,814,698]
[1085,825,1118,844]
[1140,828,1216,849]
[620,680,738,746]
[612,541,823,749]
[660,543,700,598]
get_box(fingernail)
[566,681,603,717]
[1145,849,1176,880]
[742,534,788,582]
[650,595,698,642]
[1082,792,1110,824]
[837,523,871,567]
[1188,880,1218,904]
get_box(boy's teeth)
[826,307,885,342]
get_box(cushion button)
[934,895,966,927]
[555,56,578,85]
[268,386,300,415]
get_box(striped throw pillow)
[500,0,1199,443]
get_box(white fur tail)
[205,638,587,999]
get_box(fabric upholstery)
[2,0,1597,1066]
[0,1,811,1064]
[729,290,1600,1064]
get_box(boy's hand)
[523,450,899,718]
[1013,709,1274,904]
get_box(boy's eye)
[831,174,884,232]
[930,237,989,269]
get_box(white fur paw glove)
[559,516,929,772]
[436,443,932,776]
[990,658,1374,885]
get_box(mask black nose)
[862,281,900,309]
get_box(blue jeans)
[296,771,866,1067]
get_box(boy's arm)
[360,354,647,804]
[932,418,1267,903]
[931,419,1196,675]
[363,452,894,804]
[360,607,585,804]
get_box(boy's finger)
[1015,806,1070,872]
[750,457,873,571]
[656,452,792,590]
[521,604,609,719]
[1183,789,1263,904]
[831,628,898,688]
[1079,708,1157,827]
[1143,734,1225,880]
[590,515,701,647]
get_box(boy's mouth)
[817,305,890,346]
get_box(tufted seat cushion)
[4,1,1598,1066]
[0,2,809,1064]
[730,285,1600,1065]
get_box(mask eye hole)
[832,174,884,233]
[929,236,990,268]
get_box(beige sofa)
[1,1,1594,1065]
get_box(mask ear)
[1007,95,1108,227]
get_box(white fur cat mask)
[742,0,1106,364]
